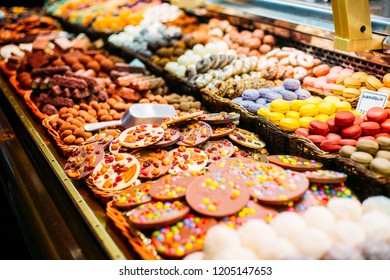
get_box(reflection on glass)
[280,0,390,17]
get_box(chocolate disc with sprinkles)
[151,128,181,148]
[267,155,323,172]
[229,128,266,149]
[249,170,309,205]
[185,172,250,217]
[112,181,153,210]
[304,170,347,184]
[126,200,190,229]
[118,124,164,148]
[149,172,201,201]
[198,112,240,124]
[64,142,105,180]
[176,121,212,147]
[91,153,140,191]
[200,139,235,162]
[131,149,172,179]
[151,214,217,259]
[219,200,278,228]
[207,157,255,173]
[210,123,236,139]
[169,146,208,174]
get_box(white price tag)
[356,89,388,116]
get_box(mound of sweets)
[303,66,390,104]
[0,7,60,45]
[185,195,390,260]
[295,107,390,155]
[63,110,358,260]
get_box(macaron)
[283,78,301,91]
[376,136,390,151]
[332,84,346,96]
[295,127,310,137]
[320,139,341,152]
[353,116,364,125]
[339,68,354,76]
[375,150,390,161]
[323,83,336,93]
[339,145,357,158]
[270,99,290,113]
[279,89,298,101]
[313,64,330,77]
[383,73,390,87]
[370,157,390,176]
[335,111,355,127]
[298,117,316,128]
[290,100,308,111]
[343,88,360,98]
[309,120,329,136]
[279,118,299,132]
[340,124,362,139]
[303,76,316,87]
[339,139,357,146]
[300,104,319,117]
[307,135,326,146]
[326,133,342,142]
[375,133,390,139]
[380,119,390,133]
[335,101,352,112]
[318,102,336,116]
[242,89,260,101]
[366,107,387,123]
[344,77,361,89]
[326,73,340,84]
[356,139,379,155]
[365,75,383,90]
[360,122,381,136]
[358,136,376,141]
[326,118,340,133]
[266,92,283,103]
[350,151,374,167]
[329,66,344,74]
[295,89,312,100]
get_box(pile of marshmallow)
[184,196,390,260]
[108,3,183,57]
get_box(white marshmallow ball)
[327,197,362,221]
[212,245,258,260]
[237,219,277,255]
[360,211,390,241]
[362,196,390,216]
[302,206,336,234]
[331,220,366,247]
[255,237,298,260]
[183,251,205,260]
[271,212,306,241]
[203,225,242,260]
[292,227,333,259]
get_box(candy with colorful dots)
[267,155,323,172]
[112,181,153,209]
[151,214,217,259]
[127,200,190,229]
[185,172,250,217]
[304,170,347,184]
[200,139,235,162]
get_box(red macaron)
[326,133,342,142]
[340,124,362,139]
[335,111,355,127]
[366,107,387,123]
[375,133,390,139]
[360,121,381,136]
[308,135,326,146]
[358,136,376,141]
[309,120,329,136]
[326,118,340,133]
[380,119,390,133]
[339,139,357,146]
[320,139,341,152]
[353,116,363,125]
[295,127,310,138]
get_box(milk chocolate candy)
[131,149,172,179]
[186,172,250,217]
[176,121,212,147]
[31,66,70,78]
[127,200,190,229]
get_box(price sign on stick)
[356,89,388,116]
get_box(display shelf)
[0,74,138,260]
